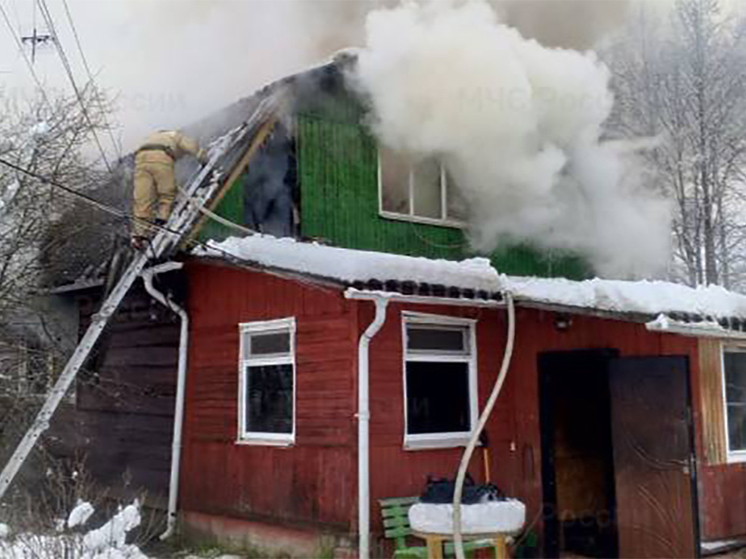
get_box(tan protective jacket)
[134,130,204,166]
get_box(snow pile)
[505,276,746,318]
[83,501,142,556]
[0,500,146,559]
[199,234,501,293]
[352,1,670,278]
[409,500,526,535]
[67,500,95,529]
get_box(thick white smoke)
[353,0,670,278]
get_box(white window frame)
[237,317,296,446]
[402,312,478,450]
[378,151,467,229]
[721,343,746,463]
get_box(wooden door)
[609,356,699,558]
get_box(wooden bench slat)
[379,496,420,507]
[384,525,412,538]
[384,516,411,528]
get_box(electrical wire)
[0,155,258,266]
[0,0,53,110]
[60,0,121,160]
[0,155,171,233]
[35,0,113,173]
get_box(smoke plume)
[351,0,670,277]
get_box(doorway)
[539,351,700,559]
[539,349,619,558]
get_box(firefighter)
[131,129,207,250]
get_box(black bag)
[420,474,506,504]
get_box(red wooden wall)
[362,302,742,542]
[181,263,358,531]
[181,261,746,543]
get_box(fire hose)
[452,292,516,559]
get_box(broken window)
[238,318,296,445]
[724,347,746,455]
[379,147,467,225]
[403,314,477,449]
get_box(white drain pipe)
[453,292,516,559]
[345,291,391,559]
[141,261,189,541]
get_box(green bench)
[379,496,500,558]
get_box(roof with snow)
[195,235,503,301]
[196,234,746,333]
[43,55,355,289]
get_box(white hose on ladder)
[453,292,516,559]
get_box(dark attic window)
[403,315,477,449]
[238,318,296,445]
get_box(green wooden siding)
[297,114,590,279]
[197,171,247,243]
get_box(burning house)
[27,4,746,557]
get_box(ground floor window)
[723,346,746,458]
[238,317,296,445]
[402,313,477,449]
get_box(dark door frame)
[538,348,620,558]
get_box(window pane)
[407,326,467,353]
[725,352,746,404]
[380,147,411,215]
[406,361,470,434]
[412,158,442,219]
[445,172,468,222]
[245,364,293,434]
[250,331,290,356]
[728,404,746,451]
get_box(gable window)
[379,147,467,227]
[238,318,296,445]
[723,346,746,460]
[402,313,478,449]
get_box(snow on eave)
[193,235,502,294]
[503,275,746,321]
[193,236,746,322]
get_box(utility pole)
[20,27,51,64]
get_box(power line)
[0,156,250,265]
[0,155,162,231]
[60,0,122,160]
[35,0,113,174]
[0,0,53,110]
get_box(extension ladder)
[0,93,281,500]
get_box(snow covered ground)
[0,500,147,559]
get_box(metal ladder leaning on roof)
[0,92,283,501]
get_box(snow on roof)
[196,235,501,294]
[196,235,746,320]
[504,275,746,319]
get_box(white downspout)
[453,292,516,559]
[346,292,390,559]
[141,261,188,541]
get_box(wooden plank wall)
[178,262,746,543]
[180,263,357,530]
[698,339,727,465]
[360,303,746,542]
[71,285,180,506]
